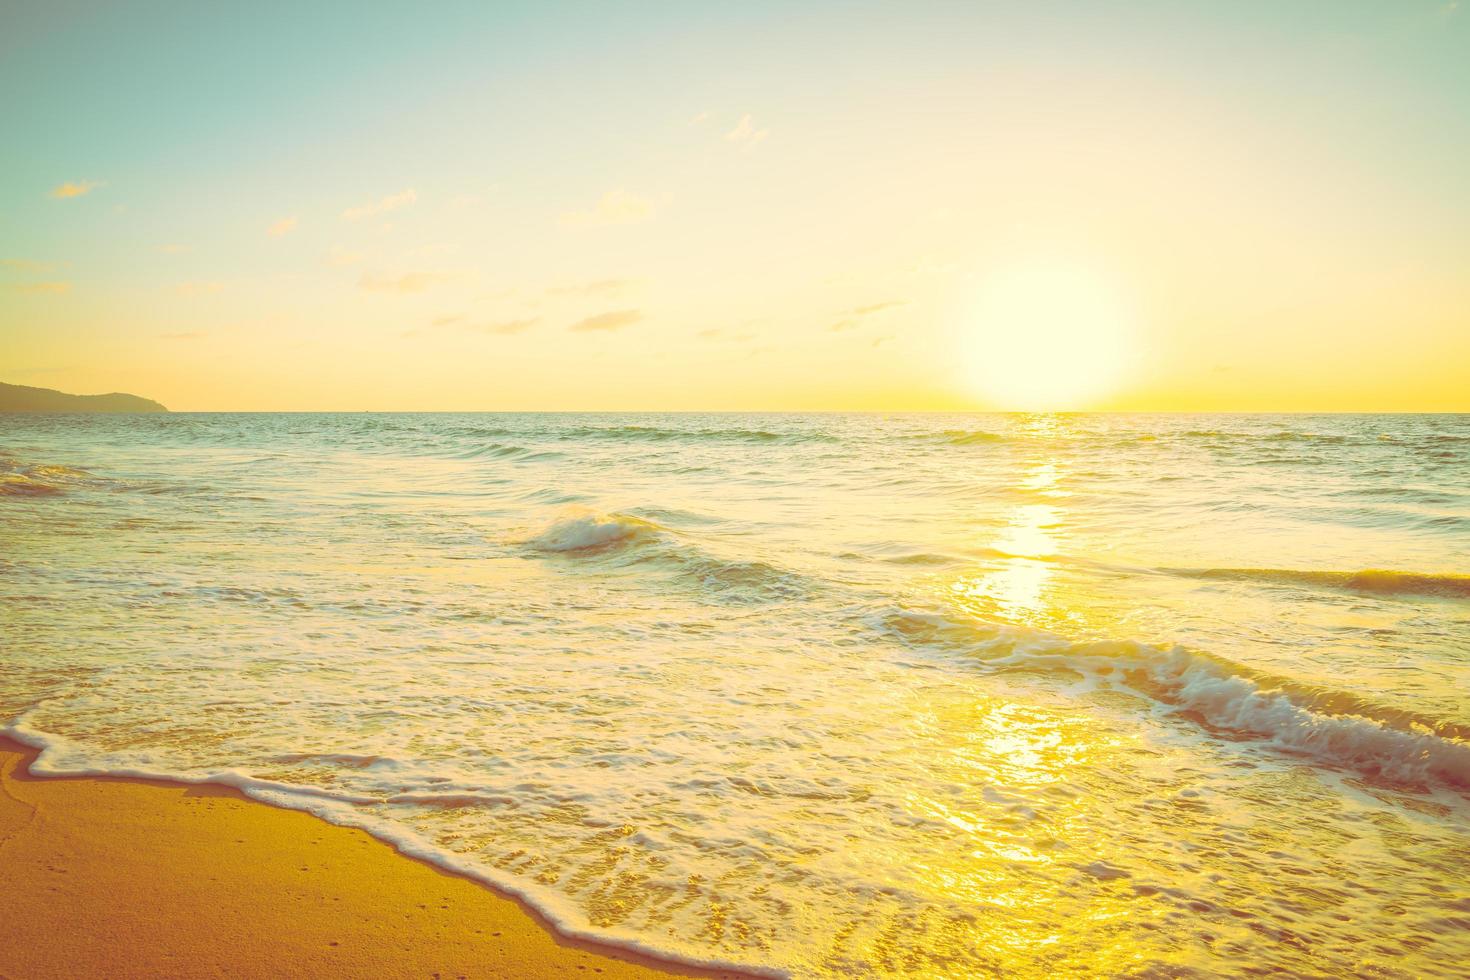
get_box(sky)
[2,0,1468,411]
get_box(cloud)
[359,270,454,293]
[831,300,904,330]
[327,246,364,268]
[2,258,56,273]
[569,309,641,333]
[268,216,298,237]
[157,243,191,254]
[474,318,538,335]
[160,331,206,340]
[849,301,904,316]
[15,281,71,294]
[724,114,768,148]
[698,326,755,342]
[343,188,417,221]
[174,281,224,296]
[688,110,710,126]
[50,180,103,199]
[872,335,894,348]
[431,314,463,327]
[559,189,656,228]
[546,278,634,298]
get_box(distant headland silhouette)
[0,382,168,413]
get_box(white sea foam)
[526,511,657,551]
[881,610,1470,790]
[1,718,788,979]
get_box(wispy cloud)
[431,314,463,327]
[359,271,454,294]
[831,300,904,331]
[268,216,298,237]
[474,318,539,335]
[687,110,710,126]
[698,326,756,342]
[174,281,224,296]
[850,301,904,316]
[546,278,635,298]
[569,309,641,333]
[50,180,103,199]
[327,246,365,268]
[559,190,656,228]
[724,114,768,148]
[15,281,72,294]
[2,258,57,273]
[343,188,417,221]
[157,243,191,254]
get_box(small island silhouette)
[0,382,168,413]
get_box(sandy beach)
[0,737,739,979]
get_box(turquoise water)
[3,413,1468,976]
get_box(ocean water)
[3,412,1468,977]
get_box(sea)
[2,412,1468,977]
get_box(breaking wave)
[526,511,808,602]
[526,512,660,552]
[880,608,1470,790]
[0,460,101,497]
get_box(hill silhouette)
[0,382,168,413]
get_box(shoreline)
[0,736,754,979]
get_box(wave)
[526,512,661,552]
[1172,567,1470,600]
[551,424,839,445]
[526,511,808,603]
[0,461,101,497]
[906,429,1009,446]
[0,721,784,979]
[879,608,1470,791]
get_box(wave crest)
[879,608,1470,790]
[526,510,808,603]
[526,512,659,552]
[1175,567,1470,599]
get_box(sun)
[961,259,1137,411]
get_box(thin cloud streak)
[359,271,454,293]
[559,190,656,228]
[343,188,418,221]
[569,309,641,332]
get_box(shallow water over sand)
[3,412,1468,976]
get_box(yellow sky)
[2,3,1467,411]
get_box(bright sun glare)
[963,260,1137,410]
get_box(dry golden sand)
[0,738,746,979]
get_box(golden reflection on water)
[894,691,1158,976]
[950,424,1069,629]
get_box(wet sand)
[0,737,742,979]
